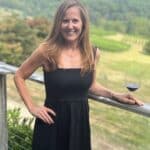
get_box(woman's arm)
[14,43,56,124]
[89,48,143,106]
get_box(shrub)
[8,108,34,150]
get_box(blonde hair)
[45,0,94,73]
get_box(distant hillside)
[0,0,150,37]
[84,0,150,25]
[0,0,62,18]
[0,0,149,22]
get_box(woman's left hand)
[112,93,144,106]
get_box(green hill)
[0,0,150,37]
[0,0,149,21]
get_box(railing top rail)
[0,61,150,117]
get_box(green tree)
[0,15,38,65]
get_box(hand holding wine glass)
[122,74,144,106]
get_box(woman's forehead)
[63,6,81,18]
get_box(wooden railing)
[0,61,150,150]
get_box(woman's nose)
[67,21,73,29]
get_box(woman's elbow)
[14,71,24,85]
[14,72,19,85]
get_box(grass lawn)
[90,33,150,150]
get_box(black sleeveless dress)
[32,49,96,150]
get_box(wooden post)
[0,74,8,150]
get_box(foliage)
[0,15,36,65]
[143,40,150,55]
[0,0,149,21]
[0,0,62,18]
[0,0,150,37]
[26,17,51,38]
[8,108,34,150]
[91,34,130,52]
[0,14,50,66]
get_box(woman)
[14,0,143,150]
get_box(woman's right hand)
[29,105,56,125]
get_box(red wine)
[126,83,140,91]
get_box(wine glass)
[126,82,140,92]
[124,74,141,93]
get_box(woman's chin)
[64,38,78,44]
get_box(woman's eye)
[62,19,68,23]
[73,19,78,23]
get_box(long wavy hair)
[45,0,94,73]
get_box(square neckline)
[57,67,82,70]
[43,67,81,73]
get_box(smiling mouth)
[65,30,76,34]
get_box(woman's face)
[60,6,83,44]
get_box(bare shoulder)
[35,42,49,56]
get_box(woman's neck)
[62,41,80,51]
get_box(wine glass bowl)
[124,75,141,93]
[125,82,140,92]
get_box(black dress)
[32,66,94,150]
